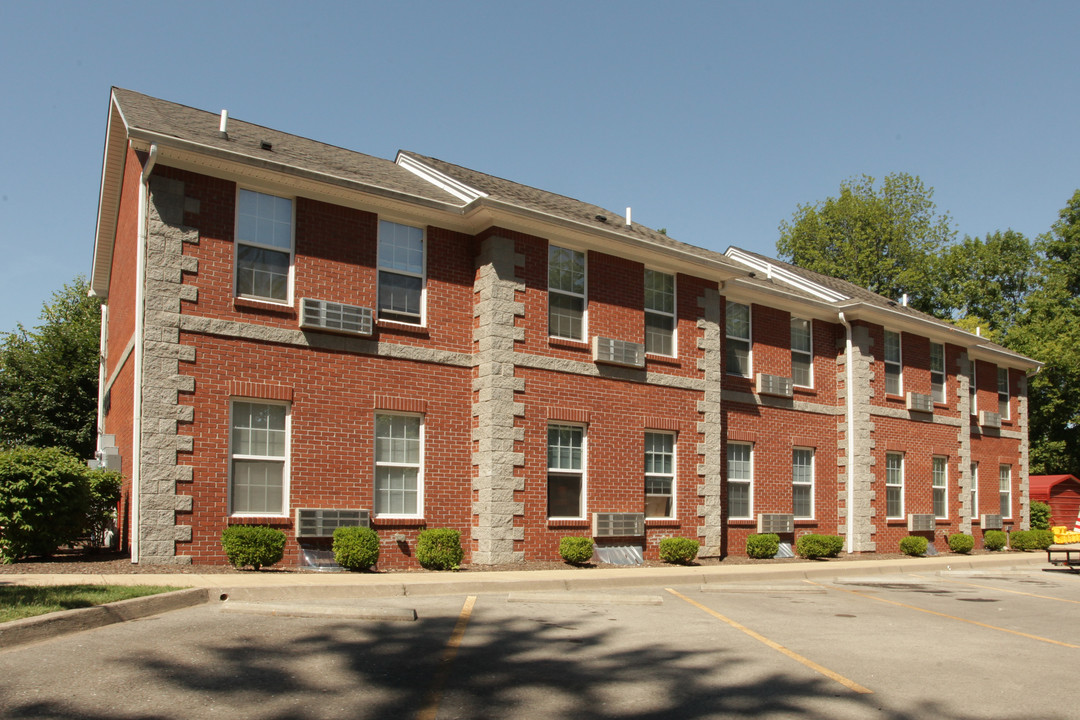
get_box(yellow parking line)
[912,574,1080,605]
[810,581,1080,649]
[417,595,477,720]
[666,588,872,694]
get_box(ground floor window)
[792,448,814,519]
[886,452,904,519]
[548,424,585,518]
[230,400,288,515]
[933,456,948,519]
[727,442,752,519]
[375,413,422,516]
[999,465,1011,518]
[645,432,675,518]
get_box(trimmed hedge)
[220,525,286,570]
[746,533,780,559]
[416,528,464,570]
[332,526,380,570]
[984,529,1007,551]
[899,535,928,556]
[559,536,594,565]
[659,537,700,565]
[0,447,92,562]
[796,534,844,559]
[948,533,975,554]
[1010,529,1053,551]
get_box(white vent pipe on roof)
[219,109,229,135]
[626,207,632,226]
[901,293,909,307]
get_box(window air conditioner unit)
[980,514,1003,530]
[907,513,935,532]
[592,512,645,538]
[978,411,1001,428]
[755,373,793,398]
[906,392,934,413]
[592,337,645,368]
[300,298,374,336]
[295,508,370,538]
[757,513,795,534]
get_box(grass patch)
[0,585,180,623]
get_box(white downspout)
[838,312,855,553]
[131,143,158,563]
[96,304,108,447]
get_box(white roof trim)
[396,153,487,203]
[724,247,850,303]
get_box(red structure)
[90,89,1041,568]
[1030,475,1080,529]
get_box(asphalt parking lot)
[1,567,1077,719]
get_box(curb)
[0,588,208,650]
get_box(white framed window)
[970,462,979,518]
[374,413,423,517]
[792,447,814,519]
[235,189,293,303]
[933,456,948,519]
[548,424,585,518]
[997,367,1010,420]
[884,330,902,396]
[999,464,1012,519]
[886,452,904,519]
[644,270,676,356]
[727,442,752,519]
[549,246,586,340]
[229,400,289,515]
[791,317,813,388]
[644,432,675,518]
[378,221,425,324]
[726,301,751,377]
[931,343,946,404]
[969,360,978,415]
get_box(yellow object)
[1051,526,1080,544]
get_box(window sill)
[372,516,426,527]
[547,518,589,528]
[376,319,428,337]
[549,337,589,350]
[227,515,290,525]
[727,519,756,525]
[233,297,296,316]
[794,519,818,525]
[645,353,679,365]
[645,518,679,527]
[793,386,816,396]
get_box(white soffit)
[396,153,487,203]
[725,248,849,303]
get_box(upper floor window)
[997,367,1010,420]
[549,246,585,340]
[884,330,902,396]
[644,431,675,519]
[969,360,978,415]
[792,447,814,519]
[885,452,904,519]
[644,270,675,356]
[791,317,812,388]
[726,302,751,377]
[931,343,946,404]
[727,442,753,519]
[235,189,293,303]
[932,456,948,519]
[378,221,425,324]
[230,400,289,515]
[374,413,423,516]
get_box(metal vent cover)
[592,512,645,537]
[592,337,645,368]
[757,513,795,534]
[300,298,374,336]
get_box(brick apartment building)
[90,88,1040,568]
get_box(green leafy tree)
[777,173,956,315]
[0,277,101,459]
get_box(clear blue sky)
[1,0,1077,334]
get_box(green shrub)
[559,536,594,565]
[0,446,92,562]
[899,535,928,556]
[85,469,122,548]
[1029,529,1053,550]
[746,533,780,559]
[948,533,975,554]
[1030,501,1051,531]
[984,529,1007,551]
[1009,530,1033,550]
[659,537,700,565]
[416,528,464,570]
[332,526,380,571]
[796,534,845,559]
[220,525,286,570]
